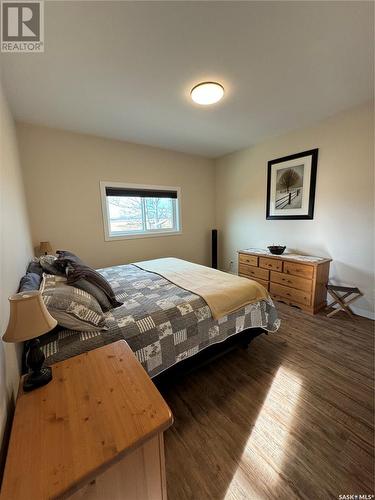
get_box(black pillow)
[66,262,122,309]
[26,261,44,276]
[55,250,86,271]
[39,255,65,277]
[18,273,42,292]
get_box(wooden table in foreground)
[238,248,332,314]
[1,340,173,500]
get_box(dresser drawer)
[239,264,269,280]
[270,282,311,306]
[252,277,269,291]
[270,271,312,293]
[239,253,258,267]
[259,257,283,272]
[284,261,314,279]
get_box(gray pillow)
[71,277,112,312]
[41,274,108,331]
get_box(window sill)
[104,230,182,242]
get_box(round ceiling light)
[190,82,224,105]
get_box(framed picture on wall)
[266,148,318,220]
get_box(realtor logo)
[1,1,44,52]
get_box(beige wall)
[14,104,375,320]
[0,80,33,455]
[215,103,374,318]
[17,124,215,269]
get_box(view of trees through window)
[108,196,176,234]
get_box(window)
[100,182,181,240]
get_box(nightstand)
[1,340,173,499]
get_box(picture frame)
[266,148,318,220]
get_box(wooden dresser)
[1,340,173,500]
[238,248,331,314]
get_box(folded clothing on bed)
[66,262,123,309]
[134,258,269,320]
[22,252,122,315]
[54,250,123,311]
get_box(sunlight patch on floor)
[224,366,302,499]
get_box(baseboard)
[327,300,374,320]
[350,306,375,320]
[0,398,16,489]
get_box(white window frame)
[100,181,182,241]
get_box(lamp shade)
[3,291,57,343]
[39,241,52,255]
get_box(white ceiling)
[1,1,373,157]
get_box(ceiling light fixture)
[191,82,224,105]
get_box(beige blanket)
[134,258,269,320]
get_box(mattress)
[40,263,280,378]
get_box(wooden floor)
[161,303,374,500]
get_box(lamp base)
[23,366,52,392]
[23,338,53,392]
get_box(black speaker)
[211,229,218,269]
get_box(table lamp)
[39,241,52,255]
[3,291,57,392]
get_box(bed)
[36,257,280,380]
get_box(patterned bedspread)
[41,264,280,378]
